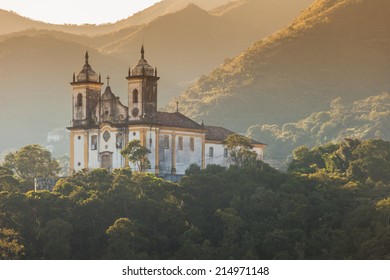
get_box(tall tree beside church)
[2,145,60,184]
[121,140,151,172]
[224,134,257,167]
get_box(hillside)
[211,0,313,36]
[98,4,259,104]
[247,93,390,168]
[99,0,314,103]
[167,0,390,132]
[0,35,126,152]
[0,0,314,152]
[0,0,236,36]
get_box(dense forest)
[1,138,390,259]
[248,93,390,168]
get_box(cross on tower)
[106,75,110,86]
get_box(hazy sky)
[0,0,162,24]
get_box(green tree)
[0,167,21,192]
[105,218,147,259]
[0,228,25,260]
[224,134,257,167]
[121,140,151,172]
[376,198,390,226]
[185,163,201,176]
[41,218,72,259]
[2,145,60,183]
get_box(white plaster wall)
[254,147,264,161]
[175,135,203,175]
[73,133,85,172]
[205,143,229,168]
[88,132,99,169]
[158,133,172,174]
[145,130,156,173]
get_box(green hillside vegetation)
[1,139,390,259]
[168,0,390,131]
[248,93,390,166]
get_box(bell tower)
[70,51,103,127]
[127,46,159,121]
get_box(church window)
[164,136,169,149]
[190,138,194,151]
[91,135,98,150]
[133,89,139,103]
[116,134,123,149]
[78,136,81,140]
[103,131,111,142]
[209,147,214,158]
[178,137,183,150]
[224,148,228,158]
[76,93,83,107]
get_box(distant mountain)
[167,0,390,132]
[210,0,313,36]
[0,0,314,153]
[0,0,236,36]
[99,0,314,104]
[247,93,390,168]
[0,35,126,152]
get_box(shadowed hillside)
[99,0,313,104]
[0,35,126,152]
[0,0,313,152]
[167,0,390,132]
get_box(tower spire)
[141,45,145,59]
[85,51,89,65]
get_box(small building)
[67,47,265,175]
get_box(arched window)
[190,138,194,151]
[133,89,139,104]
[116,133,123,149]
[164,136,169,149]
[178,137,183,150]
[209,147,214,158]
[91,135,98,150]
[76,93,83,107]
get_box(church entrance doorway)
[100,152,113,170]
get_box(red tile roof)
[205,125,265,145]
[155,112,204,130]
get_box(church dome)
[131,46,155,76]
[76,52,99,83]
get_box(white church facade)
[68,47,265,175]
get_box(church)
[67,47,265,175]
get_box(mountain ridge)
[0,0,315,152]
[167,0,390,132]
[0,0,237,36]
